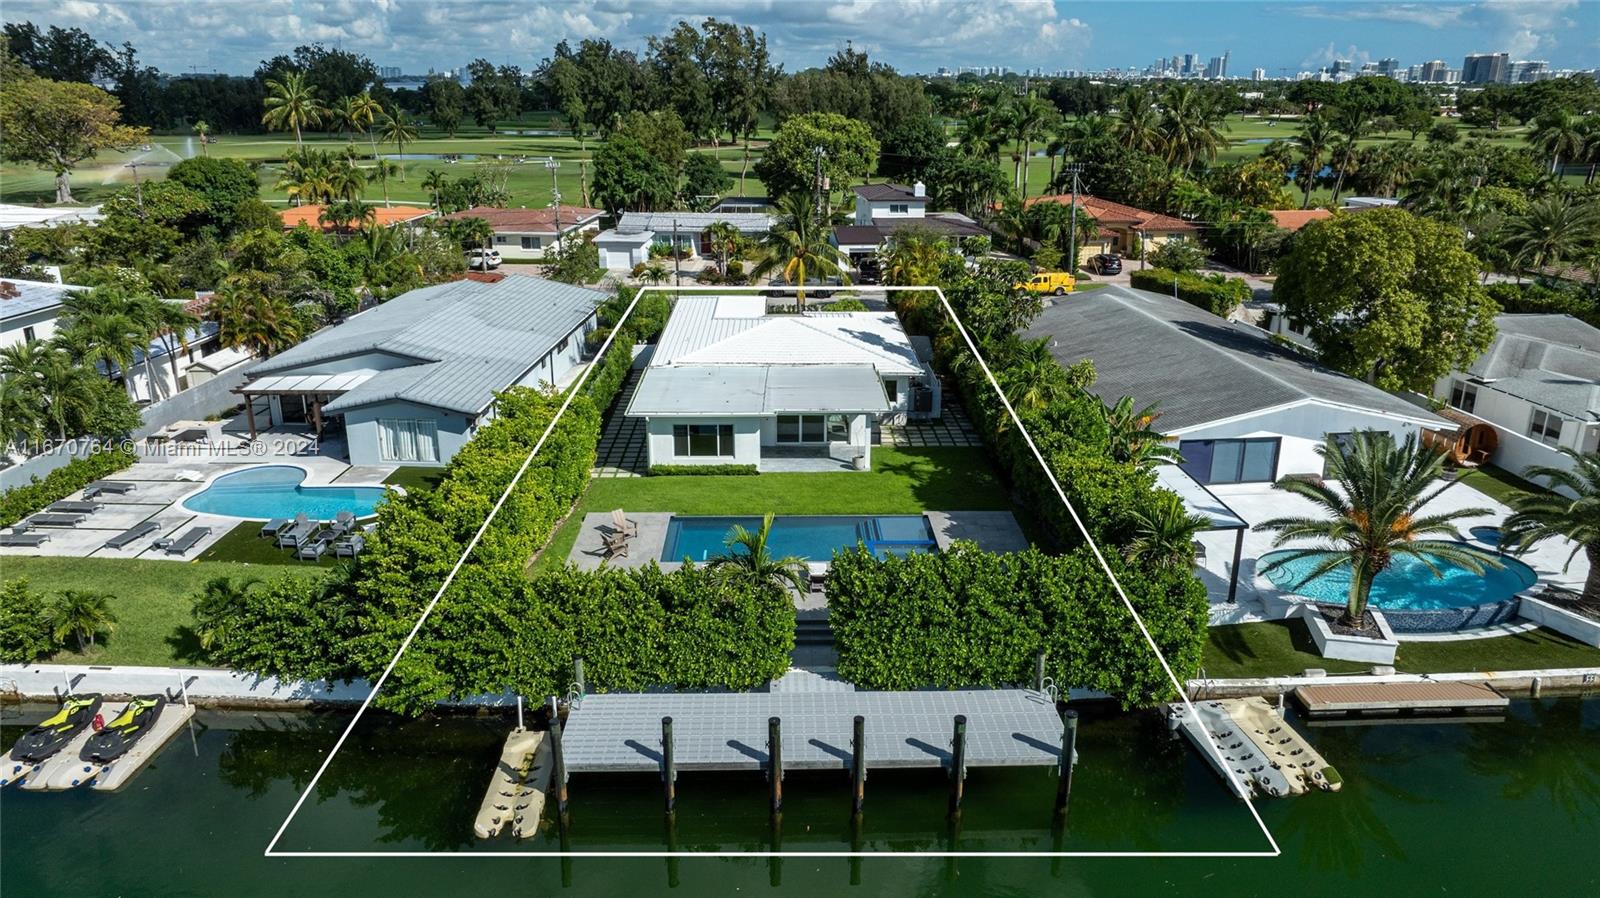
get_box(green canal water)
[2,696,1597,896]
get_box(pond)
[381,153,479,161]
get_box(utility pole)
[1061,163,1085,273]
[545,158,562,255]
[672,218,682,286]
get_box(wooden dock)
[1294,681,1508,717]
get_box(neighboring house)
[1023,194,1198,265]
[238,274,603,467]
[1266,209,1333,232]
[1338,196,1400,212]
[1024,285,1446,486]
[0,203,104,232]
[442,204,603,260]
[709,196,773,214]
[832,182,990,264]
[0,278,71,348]
[597,211,775,272]
[279,204,436,231]
[625,295,941,471]
[1432,314,1600,487]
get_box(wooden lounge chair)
[296,529,338,560]
[601,529,630,559]
[27,512,86,528]
[260,518,292,539]
[48,500,101,514]
[610,508,639,538]
[334,534,365,558]
[84,480,136,498]
[0,531,50,547]
[104,521,161,549]
[163,526,211,556]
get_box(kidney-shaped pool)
[181,466,391,520]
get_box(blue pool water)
[1259,545,1538,610]
[181,466,390,520]
[660,515,936,563]
[1470,525,1505,546]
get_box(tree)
[590,135,677,215]
[754,112,880,204]
[1101,397,1181,467]
[1146,238,1207,274]
[1158,83,1227,172]
[1008,93,1058,197]
[191,576,260,652]
[349,91,385,159]
[424,77,464,137]
[0,76,148,203]
[1256,432,1497,627]
[49,589,118,653]
[192,120,210,155]
[1502,195,1600,274]
[706,512,810,596]
[1427,120,1460,146]
[261,71,326,147]
[613,109,690,176]
[1502,449,1600,612]
[167,156,260,236]
[749,194,852,308]
[1292,112,1334,209]
[1113,87,1163,154]
[1,23,111,82]
[1529,110,1587,175]
[703,220,741,275]
[55,287,150,402]
[378,110,418,180]
[0,579,57,664]
[682,153,733,204]
[210,286,304,356]
[1126,492,1209,570]
[1273,208,1499,392]
[465,59,518,132]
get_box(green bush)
[0,444,138,528]
[0,579,59,663]
[648,464,760,476]
[1129,267,1251,317]
[1487,281,1598,327]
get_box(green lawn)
[1457,464,1547,506]
[1205,620,1600,679]
[3,556,325,667]
[196,521,346,568]
[384,466,447,494]
[534,446,1023,572]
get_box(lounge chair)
[84,480,136,498]
[260,518,292,539]
[276,516,317,549]
[334,534,365,558]
[330,510,357,535]
[48,500,101,514]
[610,509,639,538]
[0,531,50,548]
[104,521,161,550]
[601,529,630,559]
[26,512,86,528]
[296,529,338,560]
[163,526,211,556]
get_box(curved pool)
[181,466,390,520]
[1259,545,1538,611]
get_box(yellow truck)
[1015,271,1076,295]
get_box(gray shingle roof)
[1464,314,1600,420]
[250,275,602,415]
[0,278,76,318]
[616,211,773,235]
[854,183,922,202]
[1022,285,1444,431]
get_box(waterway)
[3,696,1596,896]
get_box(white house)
[1432,314,1600,486]
[833,182,991,264]
[1024,285,1447,486]
[598,212,775,272]
[624,295,941,471]
[442,205,603,261]
[239,275,603,467]
[0,278,71,348]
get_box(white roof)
[651,295,923,376]
[627,365,889,416]
[1155,464,1247,530]
[595,228,654,246]
[245,371,377,394]
[0,204,103,230]
[617,212,773,234]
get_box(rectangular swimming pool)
[660,515,937,564]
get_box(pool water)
[181,466,390,520]
[661,515,936,563]
[1259,545,1538,610]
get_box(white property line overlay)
[264,284,1281,859]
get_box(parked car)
[856,257,882,286]
[1086,253,1122,275]
[467,248,502,270]
[1014,271,1076,295]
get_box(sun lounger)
[0,531,50,547]
[330,510,357,536]
[334,534,365,558]
[86,480,136,496]
[163,526,211,556]
[48,500,101,514]
[277,518,317,549]
[26,512,86,528]
[296,529,338,560]
[104,521,161,549]
[260,518,292,539]
[610,509,639,538]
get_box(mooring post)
[767,716,784,814]
[851,715,867,814]
[1054,709,1079,818]
[516,695,524,731]
[548,695,569,817]
[1533,676,1543,698]
[848,810,864,886]
[665,812,680,889]
[662,715,677,813]
[949,715,968,813]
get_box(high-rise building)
[1377,58,1401,78]
[1419,59,1449,82]
[1462,52,1509,84]
[1251,67,1266,81]
[378,65,402,79]
[1170,55,1181,74]
[1329,59,1353,75]
[1510,60,1550,82]
[1182,53,1199,75]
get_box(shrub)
[726,259,745,280]
[1129,267,1251,317]
[648,464,760,476]
[0,579,58,663]
[1487,281,1598,328]
[822,297,869,311]
[0,444,138,528]
[1146,238,1207,274]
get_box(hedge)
[0,444,138,528]
[1129,267,1252,318]
[826,544,1208,706]
[648,464,760,476]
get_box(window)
[1449,380,1478,414]
[377,419,439,463]
[673,424,734,457]
[883,379,899,403]
[520,236,540,250]
[557,336,570,352]
[22,326,36,343]
[888,203,909,214]
[1529,409,1564,446]
[496,235,514,245]
[1178,438,1281,485]
[776,414,841,443]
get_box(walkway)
[593,368,647,478]
[875,393,982,448]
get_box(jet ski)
[9,694,103,764]
[80,696,168,764]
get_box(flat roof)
[1155,465,1247,530]
[627,365,889,416]
[651,295,924,376]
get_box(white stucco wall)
[1171,401,1436,482]
[0,307,60,349]
[1431,374,1597,494]
[855,198,926,225]
[645,417,763,466]
[343,400,475,467]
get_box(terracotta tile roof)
[279,204,436,230]
[461,271,507,284]
[1267,208,1333,232]
[442,205,603,233]
[1023,194,1196,232]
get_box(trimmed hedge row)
[0,444,139,528]
[1129,267,1252,317]
[648,464,760,476]
[826,545,1207,706]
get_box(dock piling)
[851,715,867,814]
[661,716,677,813]
[949,715,968,813]
[767,716,783,814]
[548,695,569,817]
[1054,709,1078,817]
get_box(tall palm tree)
[132,293,196,399]
[56,310,146,402]
[1159,83,1226,171]
[1255,432,1499,627]
[706,512,810,596]
[1293,112,1335,209]
[704,220,741,276]
[1113,87,1162,154]
[749,194,851,310]
[0,362,46,454]
[1009,93,1055,198]
[1000,337,1068,411]
[327,156,366,205]
[35,348,97,441]
[1101,396,1182,467]
[1126,491,1210,570]
[261,71,326,148]
[349,92,385,160]
[1327,104,1371,204]
[192,120,210,156]
[50,590,118,653]
[369,159,401,208]
[956,108,1004,163]
[420,169,449,210]
[1503,195,1600,274]
[1530,110,1586,175]
[330,95,359,141]
[1501,449,1600,611]
[379,111,419,181]
[210,287,304,357]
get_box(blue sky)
[3,1,1595,76]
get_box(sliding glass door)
[776,414,849,443]
[377,418,440,463]
[1177,437,1279,485]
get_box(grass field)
[3,556,326,667]
[196,521,347,568]
[1458,464,1548,506]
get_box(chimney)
[913,181,926,198]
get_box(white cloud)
[1292,3,1468,29]
[1482,0,1578,58]
[1300,41,1373,70]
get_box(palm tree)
[0,362,46,454]
[368,159,401,208]
[1000,337,1068,411]
[1530,110,1586,175]
[704,220,741,276]
[705,512,810,596]
[880,229,948,286]
[192,120,210,156]
[1126,491,1210,570]
[1501,449,1600,611]
[749,194,851,310]
[1159,83,1226,171]
[1101,396,1182,467]
[379,111,419,181]
[349,92,385,160]
[1293,112,1335,209]
[210,287,304,357]
[327,156,366,205]
[1255,431,1499,627]
[261,71,326,148]
[193,576,259,651]
[1503,195,1600,274]
[50,590,118,653]
[330,95,359,141]
[1327,105,1370,204]
[1009,93,1056,197]
[55,307,146,402]
[421,169,449,210]
[1113,87,1162,154]
[639,259,671,285]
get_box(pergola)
[1156,464,1250,603]
[234,371,374,439]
